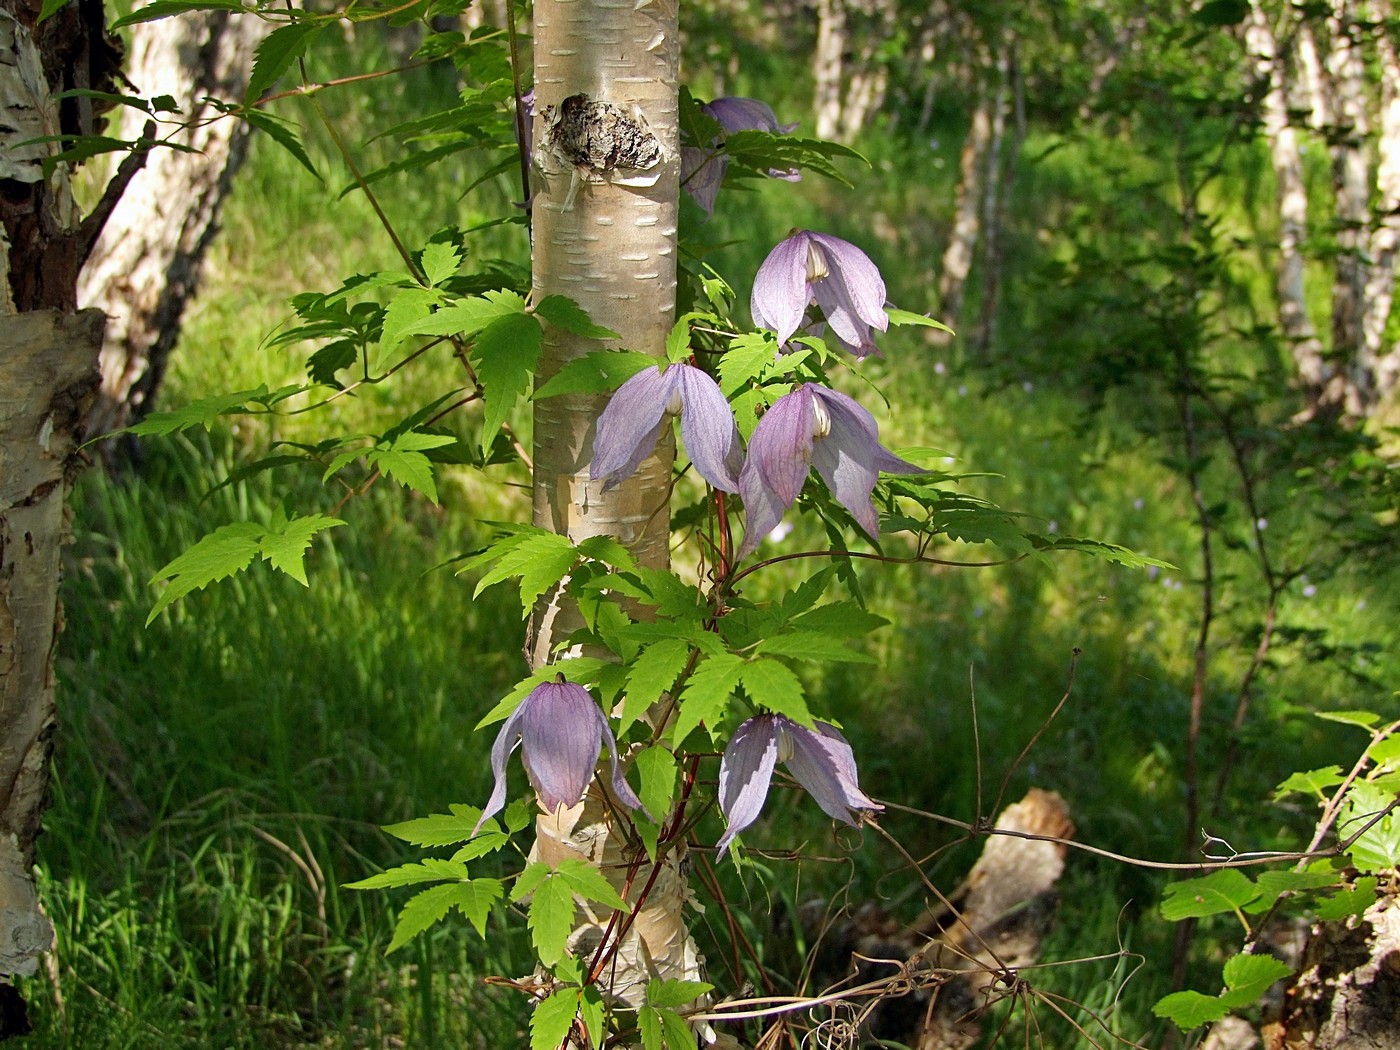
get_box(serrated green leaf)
[124,387,268,437]
[243,108,318,178]
[109,0,245,29]
[1151,990,1229,1030]
[578,985,606,1049]
[636,746,678,823]
[511,861,553,902]
[555,858,627,911]
[1341,781,1400,873]
[885,307,953,334]
[38,0,72,24]
[386,883,460,954]
[1316,710,1381,729]
[147,522,265,624]
[1367,735,1400,769]
[376,287,436,367]
[718,333,777,396]
[473,311,541,452]
[659,1007,694,1049]
[1160,869,1259,921]
[1275,766,1347,799]
[575,534,637,570]
[534,295,619,340]
[619,639,692,733]
[1316,876,1378,921]
[533,350,657,400]
[367,448,439,502]
[505,797,534,832]
[672,652,744,745]
[639,1006,664,1050]
[741,659,812,727]
[790,601,888,638]
[528,874,577,965]
[344,858,469,890]
[402,295,523,339]
[260,513,344,585]
[646,978,714,1009]
[454,877,504,937]
[246,21,325,102]
[420,242,463,287]
[755,631,874,664]
[1218,953,1292,1007]
[473,531,577,615]
[530,989,578,1050]
[1244,869,1340,914]
[383,804,490,847]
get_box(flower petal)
[809,387,921,537]
[474,696,530,835]
[676,364,743,492]
[736,454,790,560]
[807,233,888,359]
[591,366,677,490]
[785,720,882,824]
[751,232,813,346]
[519,681,604,812]
[750,386,815,504]
[597,708,646,816]
[681,147,726,217]
[717,716,781,852]
[703,97,799,135]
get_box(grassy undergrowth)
[15,29,1400,1050]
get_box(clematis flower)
[681,97,800,216]
[475,679,644,834]
[590,362,744,493]
[751,230,889,358]
[717,714,881,852]
[736,383,920,559]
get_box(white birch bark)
[1246,1,1331,396]
[1361,10,1400,404]
[937,70,993,339]
[813,0,846,141]
[0,5,106,1019]
[78,11,270,442]
[528,0,705,1031]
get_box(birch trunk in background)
[1323,0,1374,415]
[78,11,270,448]
[0,0,122,1032]
[972,32,1013,359]
[1246,1,1331,400]
[528,0,705,1026]
[813,0,846,140]
[1361,9,1399,404]
[936,60,993,341]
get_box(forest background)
[4,0,1400,1046]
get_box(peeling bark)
[77,10,270,447]
[528,0,702,1035]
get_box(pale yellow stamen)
[811,395,831,439]
[805,240,829,282]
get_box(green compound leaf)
[471,530,577,616]
[646,978,713,1009]
[533,294,620,340]
[1316,876,1378,921]
[420,242,463,287]
[619,638,692,734]
[366,447,440,503]
[383,803,494,847]
[246,21,326,103]
[635,746,678,824]
[1341,781,1400,873]
[528,874,577,965]
[671,652,744,746]
[243,108,319,178]
[124,387,270,437]
[386,883,456,954]
[472,310,542,452]
[885,307,953,334]
[554,858,627,911]
[1316,710,1381,729]
[1159,869,1259,922]
[755,630,875,664]
[717,332,778,396]
[639,1006,663,1050]
[741,658,813,728]
[1275,766,1347,799]
[530,989,578,1050]
[1244,869,1341,914]
[146,522,264,624]
[344,858,469,890]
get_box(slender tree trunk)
[836,0,891,141]
[1361,7,1400,405]
[937,58,993,341]
[78,11,270,449]
[813,0,846,140]
[528,0,704,1030]
[973,32,1014,359]
[0,0,123,1032]
[1246,1,1331,400]
[1323,0,1374,415]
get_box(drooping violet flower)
[591,363,743,493]
[751,230,889,358]
[682,97,800,216]
[717,714,881,852]
[736,384,920,559]
[475,679,643,834]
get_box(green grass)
[15,20,1400,1049]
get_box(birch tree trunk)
[78,10,270,448]
[0,0,122,1032]
[972,32,1014,359]
[1246,1,1331,401]
[936,57,993,341]
[1361,8,1400,405]
[813,0,846,141]
[528,0,705,1030]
